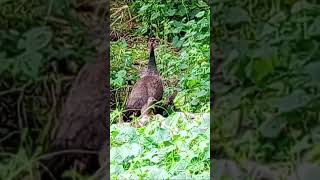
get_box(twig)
[0,131,20,143]
[17,90,24,129]
[127,15,140,23]
[0,81,32,96]
[38,162,57,180]
[37,149,99,161]
[110,15,123,27]
[110,5,128,17]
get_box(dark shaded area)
[0,0,109,179]
[41,55,108,179]
[41,1,110,179]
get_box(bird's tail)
[147,38,158,72]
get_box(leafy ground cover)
[111,113,210,179]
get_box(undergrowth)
[110,0,210,179]
[111,113,210,179]
[212,0,320,177]
[0,0,100,179]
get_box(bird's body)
[124,38,163,121]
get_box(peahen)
[124,38,164,121]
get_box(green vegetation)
[110,0,210,179]
[0,0,100,179]
[111,113,210,179]
[212,0,320,177]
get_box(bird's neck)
[147,46,157,72]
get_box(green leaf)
[143,148,166,163]
[172,160,188,173]
[250,59,274,84]
[191,98,199,106]
[0,52,11,74]
[110,164,124,175]
[172,173,191,180]
[259,23,277,38]
[308,16,320,36]
[291,1,316,14]
[149,167,170,179]
[195,11,205,18]
[151,128,171,144]
[304,61,320,82]
[139,5,150,13]
[128,143,142,157]
[196,90,207,97]
[268,11,287,24]
[116,70,126,78]
[18,26,52,51]
[259,116,287,138]
[110,147,126,163]
[249,45,276,59]
[180,63,188,70]
[16,51,43,80]
[273,90,310,113]
[114,125,137,143]
[150,12,160,20]
[223,7,250,25]
[166,9,176,16]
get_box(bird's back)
[126,75,163,110]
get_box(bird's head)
[148,37,160,49]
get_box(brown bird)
[40,56,107,179]
[124,38,164,121]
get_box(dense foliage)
[111,113,210,179]
[111,0,210,114]
[212,0,320,175]
[0,0,99,179]
[110,0,210,179]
